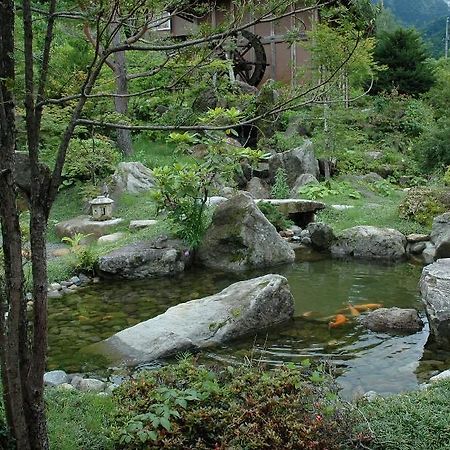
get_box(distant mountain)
[373,0,449,57]
[380,0,449,28]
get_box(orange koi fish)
[353,303,383,312]
[348,304,360,316]
[328,314,348,328]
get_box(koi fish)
[328,314,348,328]
[301,311,318,318]
[353,303,383,312]
[348,304,360,316]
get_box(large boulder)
[420,258,450,346]
[290,173,319,197]
[331,226,406,261]
[14,152,51,196]
[268,140,320,187]
[431,213,450,259]
[306,222,335,251]
[245,177,271,199]
[360,307,423,334]
[197,193,295,271]
[55,215,123,239]
[97,236,191,279]
[88,274,294,365]
[110,162,155,196]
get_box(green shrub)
[271,168,290,199]
[398,187,450,226]
[113,358,361,450]
[62,137,120,186]
[444,167,450,187]
[414,117,450,171]
[258,202,294,230]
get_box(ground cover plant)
[112,357,364,450]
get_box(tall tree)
[372,28,435,95]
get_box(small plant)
[271,168,290,199]
[61,233,97,275]
[369,180,396,197]
[258,201,294,231]
[298,180,361,200]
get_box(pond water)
[47,253,450,399]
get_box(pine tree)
[372,28,435,96]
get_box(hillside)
[381,0,449,27]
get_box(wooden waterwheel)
[215,29,268,86]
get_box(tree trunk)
[111,17,133,156]
[0,0,32,447]
[26,204,50,450]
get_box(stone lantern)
[89,195,114,221]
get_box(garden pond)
[47,252,450,399]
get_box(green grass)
[47,255,77,284]
[46,389,114,450]
[306,181,431,235]
[317,196,430,236]
[130,135,191,169]
[357,380,450,450]
[47,185,86,243]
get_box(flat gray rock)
[97,236,191,280]
[255,198,325,215]
[44,370,69,387]
[87,274,294,365]
[55,216,123,239]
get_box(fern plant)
[271,168,290,199]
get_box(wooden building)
[161,1,318,87]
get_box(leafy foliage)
[414,117,450,171]
[258,202,294,231]
[152,134,262,248]
[398,187,450,226]
[298,180,362,200]
[271,168,290,199]
[113,357,362,449]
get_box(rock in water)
[360,307,423,334]
[331,226,406,261]
[97,236,191,279]
[87,274,294,365]
[431,213,450,259]
[420,258,450,346]
[306,222,335,251]
[197,193,295,271]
